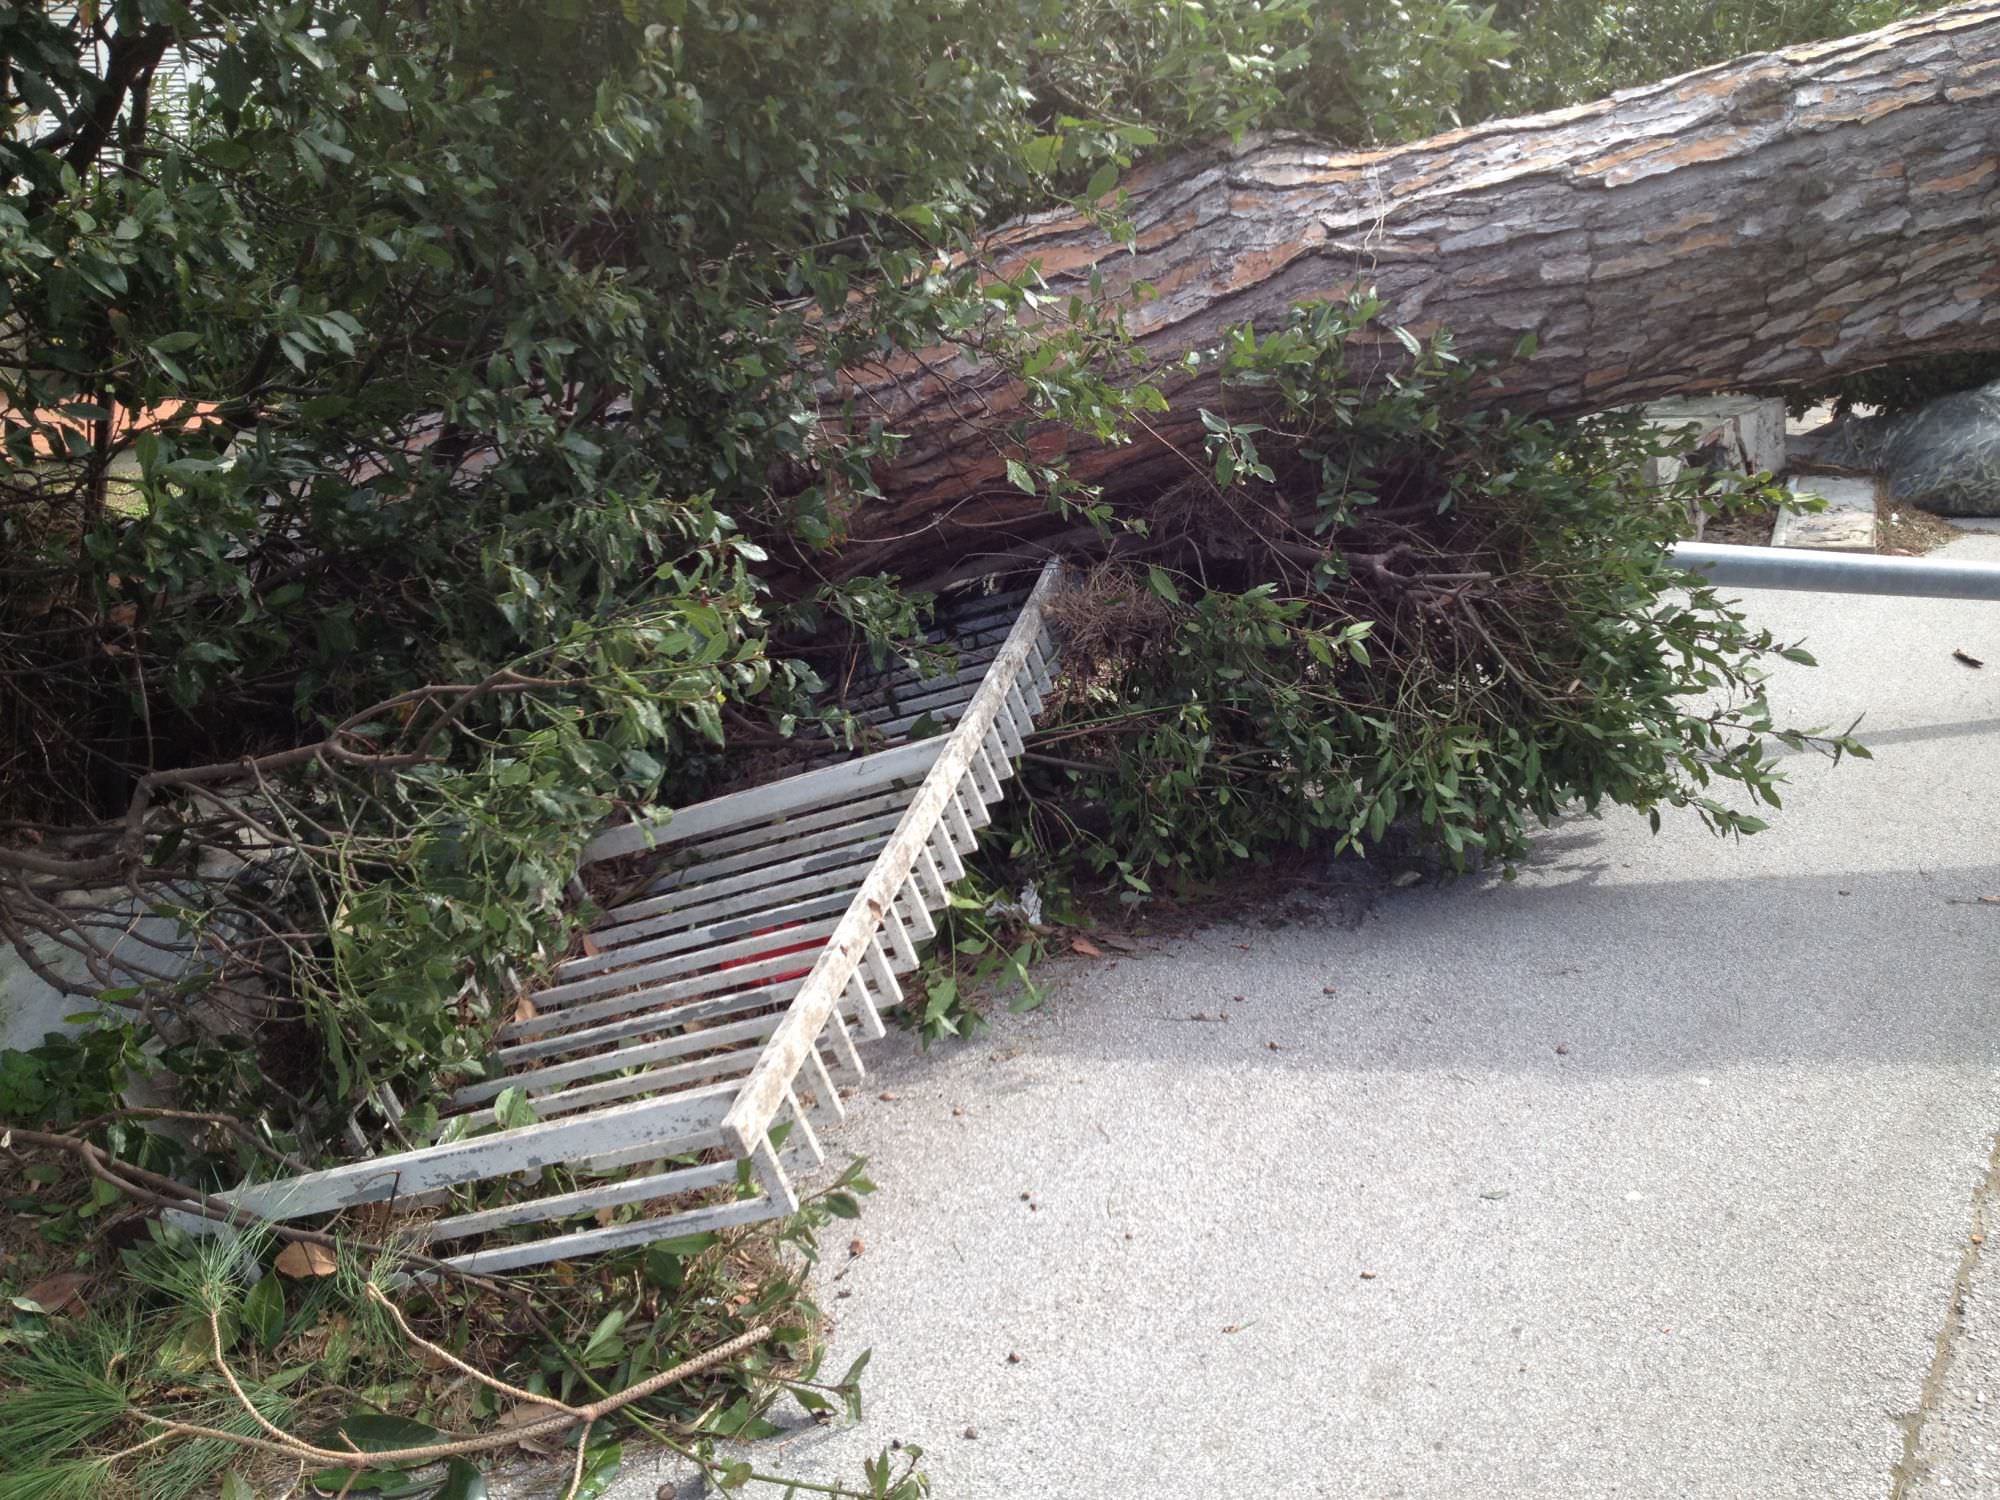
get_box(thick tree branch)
[821,1,2000,578]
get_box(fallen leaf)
[1098,934,1139,954]
[1981,896,2000,907]
[513,993,538,1024]
[1391,869,1424,888]
[1953,649,1984,668]
[1069,936,1104,958]
[274,1242,338,1279]
[20,1271,89,1315]
[877,1090,899,1102]
[578,933,603,956]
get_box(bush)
[1015,299,1861,896]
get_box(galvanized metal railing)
[170,563,1065,1273]
[1672,541,2000,600]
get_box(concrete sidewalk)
[609,535,2000,1500]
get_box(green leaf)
[309,1469,436,1497]
[244,1271,286,1349]
[221,1474,257,1500]
[492,1087,538,1132]
[1020,134,1064,174]
[580,1307,629,1366]
[1004,458,1035,494]
[1145,566,1182,605]
[652,1231,719,1257]
[1083,162,1119,202]
[371,85,409,112]
[434,1459,490,1500]
[572,1442,623,1500]
[150,331,200,353]
[315,1413,442,1458]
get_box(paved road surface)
[592,533,2000,1500]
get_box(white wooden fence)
[170,563,1065,1273]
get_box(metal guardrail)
[170,563,1065,1273]
[1671,541,2000,601]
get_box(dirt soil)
[1701,505,1780,547]
[1877,496,1964,556]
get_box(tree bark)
[826,1,2000,583]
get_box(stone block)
[1773,475,1877,552]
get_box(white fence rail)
[171,563,1066,1272]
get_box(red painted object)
[719,922,824,984]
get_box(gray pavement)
[598,535,2000,1500]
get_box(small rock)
[1322,985,1338,995]
[1020,1191,1032,1201]
[952,1105,965,1117]
[1555,1044,1570,1055]
[964,1426,979,1440]
[1360,1270,1377,1281]
[878,1091,899,1101]
[1007,1351,1022,1364]
[1232,995,1246,1003]
[1267,1041,1282,1051]
[848,1238,865,1258]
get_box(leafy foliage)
[1003,298,1866,895]
[0,0,1940,1489]
[0,1161,909,1499]
[1780,349,2000,418]
[1476,0,1919,115]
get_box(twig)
[72,1107,305,1173]
[365,1285,570,1413]
[167,1321,773,1469]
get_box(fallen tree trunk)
[826,1,2000,583]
